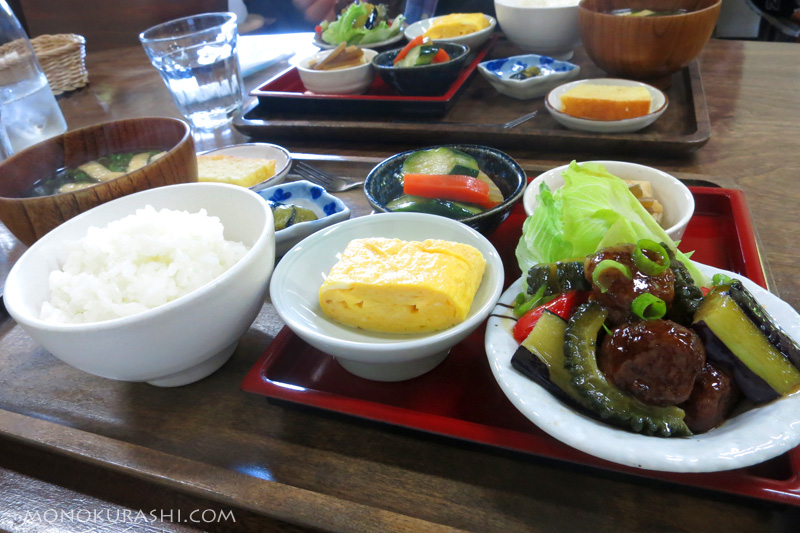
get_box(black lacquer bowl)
[364,144,527,235]
[371,43,470,97]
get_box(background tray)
[250,36,497,118]
[242,187,800,507]
[234,38,711,156]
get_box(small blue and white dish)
[257,180,350,256]
[477,54,580,100]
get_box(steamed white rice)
[41,205,249,324]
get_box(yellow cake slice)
[319,238,486,333]
[197,154,276,188]
[424,13,490,39]
[560,84,652,121]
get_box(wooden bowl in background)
[0,117,196,246]
[578,0,721,85]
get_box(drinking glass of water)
[139,13,244,131]
[0,0,67,157]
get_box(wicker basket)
[31,34,88,95]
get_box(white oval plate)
[404,14,496,51]
[485,263,800,473]
[198,142,292,192]
[545,78,668,133]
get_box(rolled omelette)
[319,238,486,333]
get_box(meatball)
[679,362,740,434]
[599,319,705,406]
[584,244,674,325]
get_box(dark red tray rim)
[249,35,498,104]
[242,186,800,506]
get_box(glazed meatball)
[679,362,740,434]
[584,244,674,325]
[599,319,705,406]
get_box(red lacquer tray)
[242,187,800,506]
[249,36,497,118]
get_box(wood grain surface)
[0,34,799,532]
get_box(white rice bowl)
[3,182,276,387]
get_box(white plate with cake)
[197,143,292,192]
[545,78,668,133]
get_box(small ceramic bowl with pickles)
[257,180,350,256]
[478,53,580,100]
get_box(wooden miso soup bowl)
[0,117,196,246]
[578,0,721,85]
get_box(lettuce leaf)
[321,3,404,45]
[515,161,709,287]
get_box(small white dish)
[485,264,800,473]
[523,160,694,242]
[545,78,668,133]
[478,53,580,100]
[313,31,405,50]
[404,14,496,51]
[297,48,378,95]
[257,180,350,257]
[270,212,504,382]
[199,142,292,192]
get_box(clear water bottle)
[404,0,440,24]
[0,0,66,157]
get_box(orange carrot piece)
[394,35,426,64]
[432,48,450,64]
[403,174,498,209]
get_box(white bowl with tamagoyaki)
[545,78,668,133]
[269,212,504,382]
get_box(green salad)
[515,161,708,288]
[318,2,404,46]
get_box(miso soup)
[25,150,167,197]
[608,8,689,16]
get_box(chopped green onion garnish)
[633,239,669,276]
[592,259,632,293]
[632,293,667,320]
[712,273,733,286]
[514,284,546,317]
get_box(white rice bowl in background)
[41,206,249,324]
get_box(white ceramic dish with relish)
[478,53,580,100]
[257,179,350,257]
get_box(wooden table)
[2,34,800,532]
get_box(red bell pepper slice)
[393,35,426,64]
[403,173,498,209]
[513,291,589,343]
[432,48,450,64]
